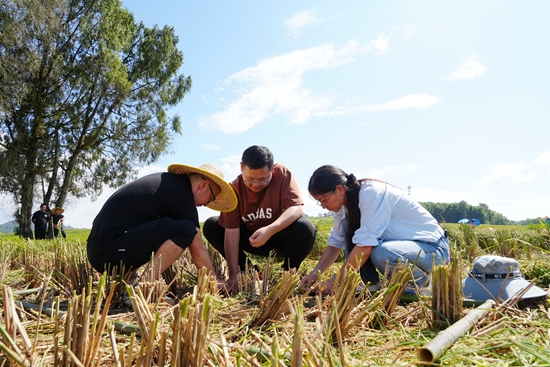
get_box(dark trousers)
[34,225,47,240]
[54,227,67,238]
[203,215,316,271]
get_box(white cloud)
[284,10,324,39]
[535,151,550,165]
[199,38,443,134]
[369,34,390,55]
[219,154,242,177]
[199,41,371,133]
[447,54,487,81]
[477,162,538,186]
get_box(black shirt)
[32,210,50,229]
[87,172,199,246]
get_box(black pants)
[54,227,67,238]
[203,215,316,271]
[34,225,47,240]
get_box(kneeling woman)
[300,165,450,294]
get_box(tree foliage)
[0,0,191,237]
[420,201,511,225]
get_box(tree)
[419,201,511,225]
[0,0,191,237]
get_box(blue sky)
[1,0,549,228]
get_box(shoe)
[404,286,432,297]
[356,280,381,293]
[164,295,179,306]
[367,281,381,293]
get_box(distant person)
[469,219,476,227]
[51,207,67,238]
[300,165,450,295]
[87,163,237,291]
[545,216,550,225]
[203,145,316,290]
[31,204,50,240]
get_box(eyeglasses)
[206,183,216,204]
[199,176,217,204]
[316,191,334,207]
[243,177,271,186]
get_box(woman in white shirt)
[300,165,450,294]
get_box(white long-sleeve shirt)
[327,181,444,249]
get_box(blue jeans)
[358,237,450,286]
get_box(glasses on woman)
[316,191,334,206]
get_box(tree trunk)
[18,177,35,239]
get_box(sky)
[1,0,550,228]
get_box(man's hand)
[227,276,238,291]
[249,227,272,247]
[299,273,318,291]
[217,279,230,294]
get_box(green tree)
[420,201,511,225]
[0,0,191,238]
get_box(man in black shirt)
[87,163,237,290]
[31,204,50,240]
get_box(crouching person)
[87,163,237,295]
[203,145,316,291]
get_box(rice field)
[1,221,549,366]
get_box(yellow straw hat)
[52,207,64,214]
[167,163,237,212]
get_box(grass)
[0,218,549,366]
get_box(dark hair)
[241,145,274,170]
[308,165,363,246]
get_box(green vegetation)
[421,200,511,225]
[0,0,191,237]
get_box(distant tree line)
[420,201,511,225]
[315,200,543,225]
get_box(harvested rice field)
[1,223,549,366]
